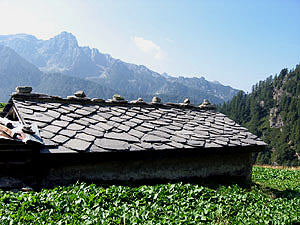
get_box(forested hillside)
[219,65,300,166]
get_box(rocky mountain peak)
[50,31,78,48]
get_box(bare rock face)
[269,107,284,128]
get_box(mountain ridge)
[0,44,115,101]
[0,32,239,104]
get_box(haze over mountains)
[0,32,239,103]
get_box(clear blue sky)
[0,0,299,91]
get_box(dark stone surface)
[43,125,62,134]
[10,96,266,154]
[58,129,77,138]
[104,132,139,143]
[40,130,55,139]
[67,123,85,131]
[83,128,104,138]
[52,135,69,144]
[52,120,70,128]
[76,133,95,142]
[94,138,129,151]
[142,134,169,143]
[128,129,144,138]
[64,139,91,151]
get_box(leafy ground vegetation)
[0,167,299,224]
[0,103,6,112]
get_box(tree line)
[219,65,300,166]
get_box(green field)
[0,167,299,224]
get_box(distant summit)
[0,32,239,104]
[0,44,114,101]
[0,31,115,77]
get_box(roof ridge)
[10,87,216,111]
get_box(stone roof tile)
[41,146,77,154]
[117,124,130,132]
[142,134,169,143]
[94,138,129,151]
[104,132,139,143]
[43,125,62,134]
[76,133,96,142]
[60,115,74,122]
[52,135,69,144]
[40,130,55,139]
[58,129,77,138]
[65,139,91,151]
[135,126,153,133]
[128,129,144,138]
[52,120,70,128]
[82,128,104,138]
[67,123,85,131]
[10,94,266,154]
[43,138,57,146]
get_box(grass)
[0,103,6,112]
[255,164,300,171]
[0,166,299,224]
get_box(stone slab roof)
[3,90,266,154]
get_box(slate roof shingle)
[7,91,266,154]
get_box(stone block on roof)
[75,119,90,126]
[75,109,91,116]
[52,135,69,144]
[18,107,34,115]
[58,129,77,138]
[82,128,104,137]
[64,139,91,151]
[60,115,74,122]
[122,121,137,127]
[98,112,113,120]
[76,133,95,142]
[128,129,144,138]
[171,135,187,144]
[24,112,55,123]
[104,132,139,143]
[44,110,61,119]
[43,138,57,146]
[118,124,131,132]
[94,138,129,151]
[43,125,62,134]
[40,146,77,154]
[149,130,171,139]
[187,140,205,147]
[142,134,169,143]
[40,130,55,139]
[67,123,85,131]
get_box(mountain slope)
[35,73,114,100]
[0,45,42,99]
[0,32,239,104]
[219,65,300,166]
[0,45,114,101]
[0,32,115,78]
